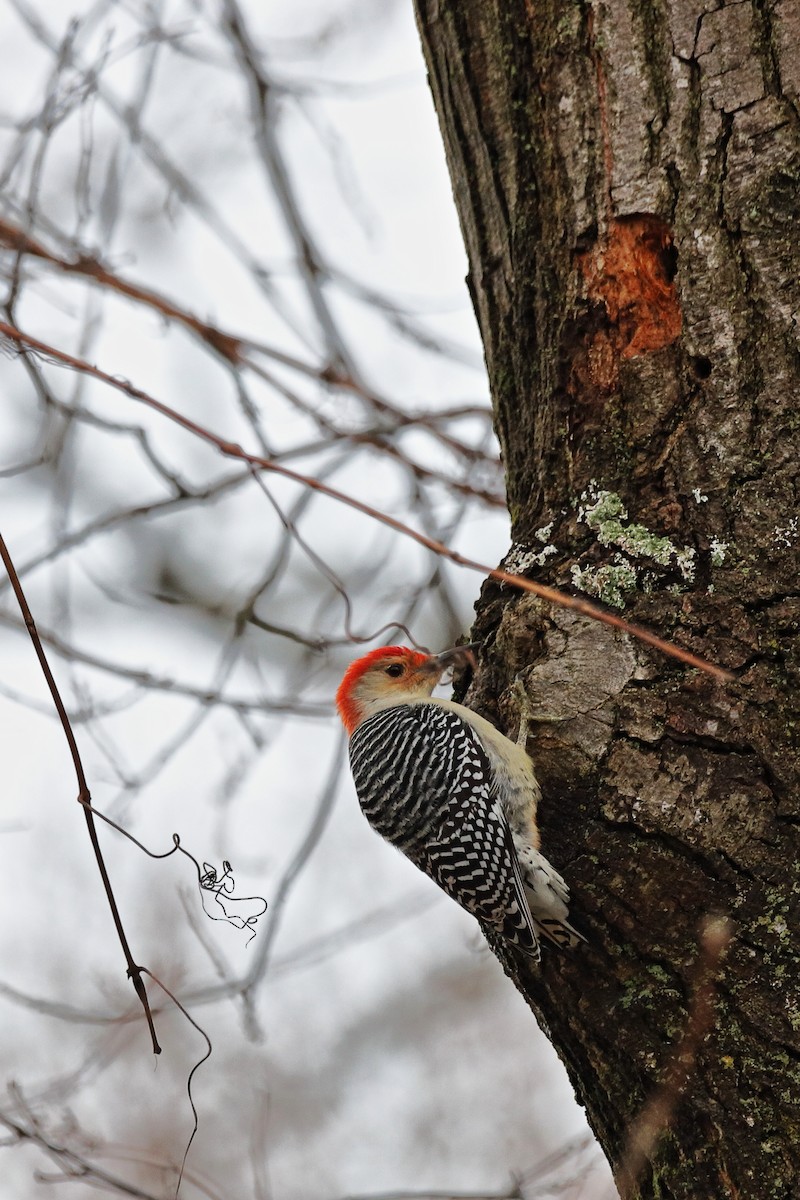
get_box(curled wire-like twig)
[140,968,212,1200]
[82,800,268,944]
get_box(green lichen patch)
[571,556,639,609]
[578,483,696,578]
[568,482,734,607]
[710,538,729,566]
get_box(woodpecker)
[336,644,583,961]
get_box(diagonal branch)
[0,318,733,680]
[0,215,498,489]
[0,530,162,1055]
[613,917,734,1199]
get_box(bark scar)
[571,214,683,400]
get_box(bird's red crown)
[336,646,430,734]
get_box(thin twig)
[241,733,346,996]
[0,1107,164,1200]
[139,968,212,1200]
[0,319,734,681]
[613,916,734,1199]
[220,0,358,378]
[0,609,330,715]
[0,215,498,491]
[0,529,162,1055]
[80,798,268,941]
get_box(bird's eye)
[385,663,404,677]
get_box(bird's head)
[336,644,476,735]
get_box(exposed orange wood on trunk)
[572,215,682,400]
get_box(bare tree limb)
[0,319,733,680]
[612,917,734,1200]
[0,529,162,1056]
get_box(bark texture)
[414,2,800,1197]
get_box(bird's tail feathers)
[518,845,587,951]
[533,914,586,950]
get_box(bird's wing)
[350,703,540,959]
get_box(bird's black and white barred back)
[337,644,584,960]
[349,703,542,959]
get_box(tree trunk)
[414,2,800,1196]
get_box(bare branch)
[0,319,733,679]
[612,917,734,1199]
[0,610,330,716]
[0,529,162,1056]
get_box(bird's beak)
[430,642,480,673]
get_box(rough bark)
[414,2,800,1197]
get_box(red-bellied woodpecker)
[336,644,584,961]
